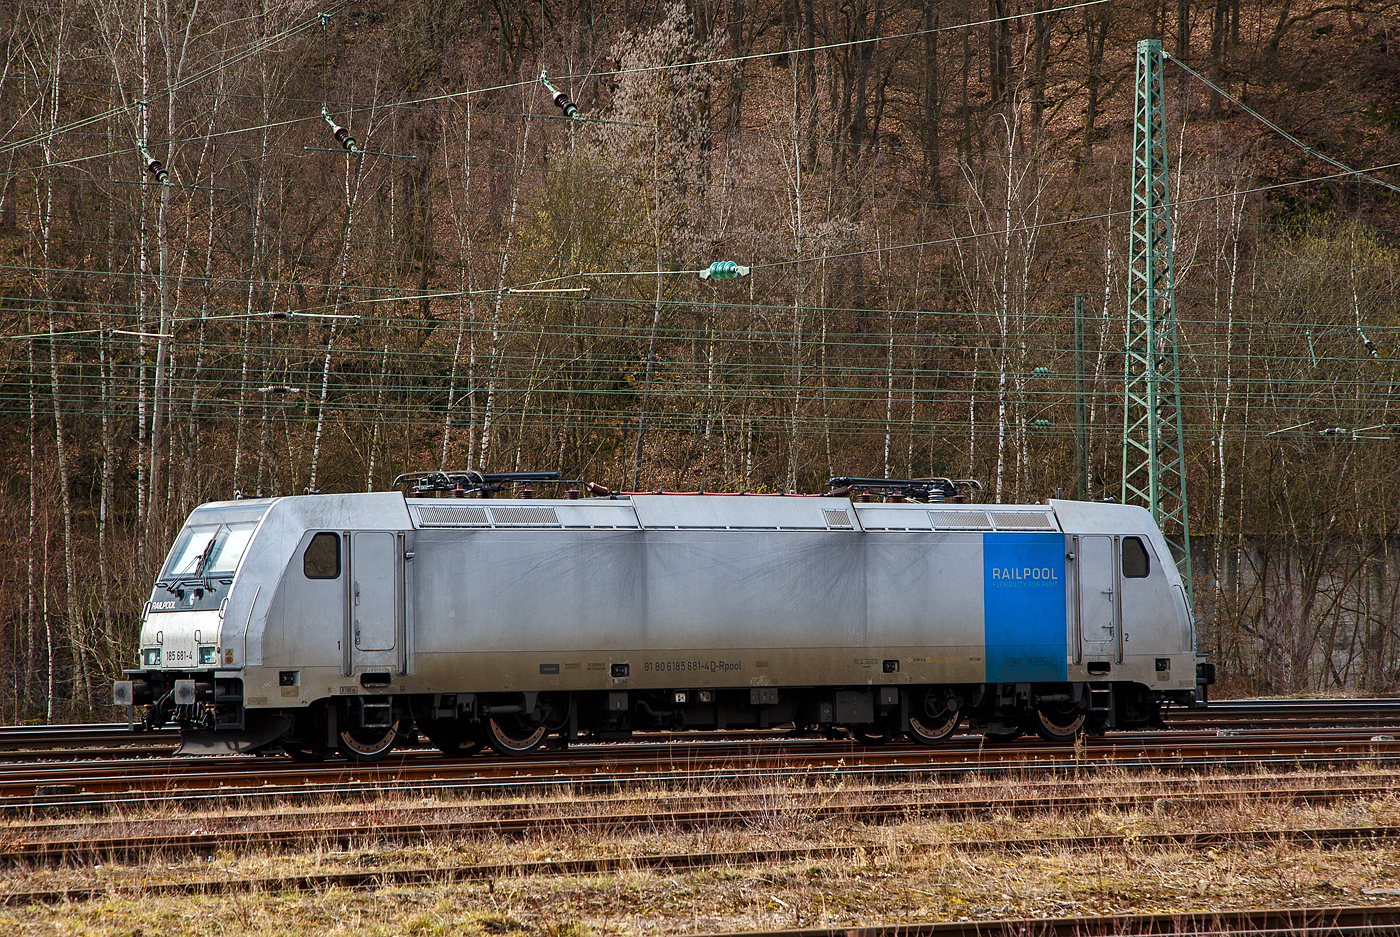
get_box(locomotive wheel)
[337,720,400,762]
[483,714,549,755]
[1033,705,1087,743]
[907,694,962,745]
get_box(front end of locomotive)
[114,498,275,750]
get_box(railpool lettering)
[989,566,1059,584]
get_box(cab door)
[348,531,400,672]
[1077,534,1120,662]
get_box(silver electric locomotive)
[116,473,1213,760]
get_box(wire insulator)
[699,261,750,281]
[331,125,358,151]
[541,69,582,121]
[321,106,360,153]
[553,92,579,119]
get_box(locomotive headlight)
[142,647,161,666]
[199,646,217,665]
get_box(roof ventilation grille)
[490,506,561,526]
[928,511,993,530]
[988,511,1056,530]
[417,505,490,526]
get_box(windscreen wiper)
[191,526,222,577]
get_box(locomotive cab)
[117,499,274,746]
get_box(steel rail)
[4,829,1400,906]
[0,698,1396,762]
[707,905,1400,936]
[11,769,1394,859]
[3,729,1399,811]
[8,790,1400,866]
[0,723,178,759]
[1165,698,1400,729]
[0,724,1394,780]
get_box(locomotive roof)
[188,491,1152,538]
[404,494,1080,533]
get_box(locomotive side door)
[1077,534,1121,663]
[347,531,400,672]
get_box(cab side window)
[1122,536,1150,578]
[303,532,341,579]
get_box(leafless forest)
[2,0,1399,718]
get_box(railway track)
[1165,697,1400,729]
[1,727,1397,810]
[6,703,1396,933]
[0,722,178,759]
[4,827,1400,906]
[0,698,1394,763]
[6,771,1399,867]
[710,906,1400,936]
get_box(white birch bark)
[480,120,529,469]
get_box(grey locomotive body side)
[120,492,1209,759]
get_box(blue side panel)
[982,533,1068,683]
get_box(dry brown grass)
[2,765,1399,935]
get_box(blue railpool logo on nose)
[983,533,1068,682]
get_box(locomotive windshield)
[161,523,257,579]
[158,503,270,583]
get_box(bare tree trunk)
[308,142,368,492]
[633,117,668,491]
[43,509,53,722]
[135,4,150,542]
[920,0,940,192]
[36,15,80,716]
[146,175,170,531]
[183,94,222,511]
[441,102,476,470]
[632,251,665,490]
[787,289,803,492]
[366,327,391,490]
[148,0,204,525]
[26,336,37,717]
[1082,6,1109,160]
[480,121,529,469]
[1031,2,1050,130]
[884,304,895,479]
[967,343,979,476]
[97,331,117,669]
[232,78,273,491]
[955,101,1049,502]
[1213,179,1245,613]
[987,0,1010,104]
